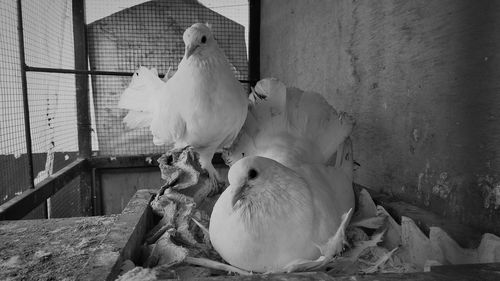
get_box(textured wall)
[261,0,500,235]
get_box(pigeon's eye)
[201,36,207,43]
[248,168,258,180]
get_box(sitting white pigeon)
[210,78,356,272]
[118,23,248,190]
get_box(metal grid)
[23,202,46,219]
[23,0,81,218]
[21,175,81,220]
[22,0,75,69]
[0,0,82,218]
[86,0,249,156]
[22,0,79,183]
[49,176,81,218]
[1,0,251,217]
[0,0,31,205]
[27,72,79,184]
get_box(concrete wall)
[261,0,500,235]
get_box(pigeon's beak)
[231,182,250,209]
[185,44,199,59]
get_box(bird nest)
[117,147,496,280]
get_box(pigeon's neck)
[180,48,228,69]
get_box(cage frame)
[1,0,499,280]
[0,0,94,219]
[0,0,261,219]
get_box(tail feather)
[123,111,153,129]
[286,88,354,163]
[224,78,355,166]
[118,66,166,129]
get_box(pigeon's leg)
[198,150,224,196]
[205,162,220,182]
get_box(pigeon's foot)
[205,165,226,197]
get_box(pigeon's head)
[227,156,310,214]
[183,23,216,59]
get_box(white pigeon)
[118,23,248,189]
[223,78,354,167]
[210,78,356,272]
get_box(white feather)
[118,67,166,129]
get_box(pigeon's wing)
[298,170,353,245]
[118,67,166,129]
[285,88,355,165]
[290,138,354,245]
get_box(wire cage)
[0,0,256,220]
[1,0,80,219]
[86,0,250,156]
[2,1,500,280]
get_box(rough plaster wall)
[261,0,500,235]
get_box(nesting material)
[118,148,500,279]
[400,217,500,268]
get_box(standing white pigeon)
[118,23,248,189]
[210,78,356,272]
[223,78,354,167]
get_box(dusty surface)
[0,215,118,281]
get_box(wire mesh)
[49,176,81,218]
[0,0,31,205]
[1,0,250,217]
[22,0,75,70]
[22,0,81,218]
[21,175,81,220]
[27,72,79,183]
[86,0,249,156]
[23,202,46,220]
[21,0,79,182]
[0,0,83,219]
